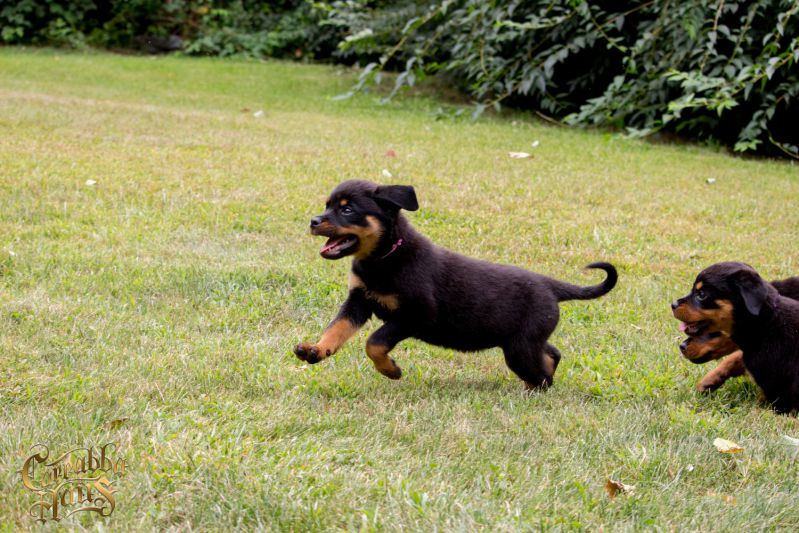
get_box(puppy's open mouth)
[679,320,709,336]
[320,235,358,259]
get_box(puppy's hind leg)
[503,337,554,390]
[544,343,562,375]
[365,322,409,380]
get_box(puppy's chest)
[348,271,401,311]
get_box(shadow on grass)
[417,374,513,394]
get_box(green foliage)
[181,1,340,59]
[0,1,339,59]
[0,0,96,46]
[2,0,797,156]
[330,0,799,158]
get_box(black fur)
[674,262,799,413]
[295,180,618,389]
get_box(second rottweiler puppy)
[679,276,799,392]
[295,180,618,389]
[673,262,799,413]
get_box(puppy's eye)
[696,289,707,301]
[340,206,353,215]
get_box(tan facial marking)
[339,199,348,206]
[673,299,734,335]
[695,281,703,290]
[673,303,707,323]
[706,299,734,335]
[697,350,746,392]
[365,343,401,378]
[315,319,360,357]
[683,334,739,361]
[313,220,336,234]
[349,215,383,260]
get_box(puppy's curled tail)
[551,262,618,302]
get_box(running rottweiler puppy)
[295,180,618,389]
[678,276,799,392]
[672,262,799,413]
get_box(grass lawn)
[1,48,798,531]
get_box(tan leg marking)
[296,319,360,363]
[541,352,556,377]
[365,343,402,379]
[316,319,360,356]
[697,350,746,392]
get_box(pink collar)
[378,238,403,260]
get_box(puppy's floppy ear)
[374,185,419,212]
[734,269,769,316]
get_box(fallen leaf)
[706,177,716,184]
[385,149,397,157]
[382,169,393,178]
[605,479,635,498]
[531,140,540,148]
[509,151,533,159]
[706,491,736,505]
[85,179,97,186]
[253,110,264,118]
[782,435,799,446]
[103,417,129,430]
[713,438,744,454]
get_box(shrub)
[330,0,799,158]
[0,1,338,59]
[2,0,796,157]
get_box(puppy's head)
[671,261,770,337]
[309,180,418,260]
[679,332,739,364]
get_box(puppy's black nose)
[679,339,689,354]
[310,216,322,228]
[671,300,679,310]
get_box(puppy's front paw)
[294,343,323,364]
[697,377,723,393]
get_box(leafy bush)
[0,1,338,58]
[331,0,799,158]
[181,1,341,59]
[2,0,797,156]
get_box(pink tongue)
[321,236,347,254]
[679,323,688,332]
